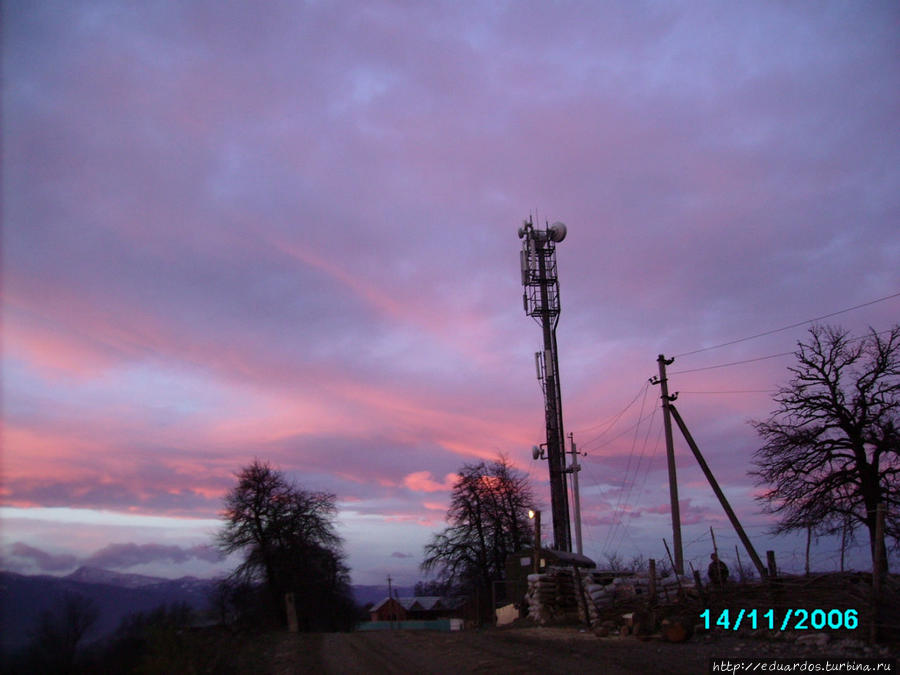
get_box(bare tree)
[421,455,535,598]
[216,459,356,630]
[751,324,900,574]
[28,593,98,673]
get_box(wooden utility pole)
[568,433,583,556]
[387,575,396,629]
[653,355,684,576]
[668,404,768,580]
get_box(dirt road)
[265,626,821,674]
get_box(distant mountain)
[65,565,184,588]
[0,568,217,653]
[0,568,412,653]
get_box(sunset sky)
[3,1,899,586]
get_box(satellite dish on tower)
[549,222,567,242]
[532,445,542,460]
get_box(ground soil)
[260,626,896,675]
[195,574,899,674]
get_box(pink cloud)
[4,0,897,584]
[402,471,456,493]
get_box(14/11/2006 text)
[700,609,859,632]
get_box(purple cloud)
[3,1,898,582]
[9,542,79,572]
[84,543,224,569]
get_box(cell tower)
[518,216,571,552]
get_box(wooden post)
[285,593,299,633]
[491,579,497,626]
[693,569,705,604]
[766,550,777,580]
[573,566,591,628]
[387,575,394,630]
[656,355,684,576]
[870,503,885,643]
[648,559,657,608]
[734,545,745,583]
[668,405,768,580]
[709,527,718,558]
[663,538,684,598]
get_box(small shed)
[369,596,468,623]
[504,548,596,609]
[505,548,596,580]
[369,597,408,622]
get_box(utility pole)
[651,354,684,575]
[387,574,395,629]
[668,404,768,579]
[519,217,571,552]
[567,433,583,556]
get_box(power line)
[673,290,900,359]
[570,382,648,435]
[669,326,898,376]
[670,351,793,375]
[679,389,777,395]
[577,384,651,451]
[601,388,652,553]
[579,405,658,454]
[605,407,661,555]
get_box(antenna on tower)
[518,215,571,552]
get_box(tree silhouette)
[421,455,535,601]
[752,324,899,574]
[216,459,355,630]
[27,593,98,674]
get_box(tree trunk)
[864,502,889,576]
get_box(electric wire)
[678,389,777,395]
[600,390,663,555]
[570,381,649,437]
[668,327,898,376]
[605,406,661,555]
[669,351,793,375]
[579,404,658,454]
[600,386,651,553]
[673,290,900,359]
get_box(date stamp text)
[700,608,859,632]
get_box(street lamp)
[528,509,541,574]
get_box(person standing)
[708,552,729,587]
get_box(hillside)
[0,568,410,653]
[0,567,216,652]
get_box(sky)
[2,1,899,587]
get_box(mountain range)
[0,567,412,652]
